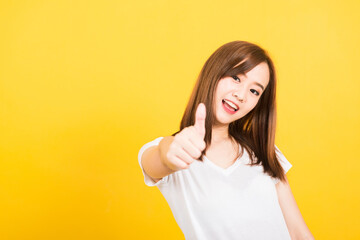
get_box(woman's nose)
[232,89,247,103]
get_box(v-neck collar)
[202,144,245,176]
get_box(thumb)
[194,103,206,138]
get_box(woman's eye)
[232,76,260,96]
[250,89,260,96]
[231,76,240,82]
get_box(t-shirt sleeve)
[138,136,170,187]
[272,145,293,185]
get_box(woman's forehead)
[244,62,270,87]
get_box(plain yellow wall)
[1,0,359,239]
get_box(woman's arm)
[141,136,176,181]
[276,176,315,240]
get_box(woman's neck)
[211,124,231,143]
[207,124,239,160]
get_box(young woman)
[138,41,314,240]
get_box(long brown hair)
[172,40,287,183]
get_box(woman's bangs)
[222,57,262,78]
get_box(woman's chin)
[213,118,232,127]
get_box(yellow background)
[1,0,359,239]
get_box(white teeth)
[223,99,238,110]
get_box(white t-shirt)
[138,137,293,240]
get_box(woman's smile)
[222,99,239,114]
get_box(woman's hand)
[161,103,207,171]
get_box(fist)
[164,103,207,171]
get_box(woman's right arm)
[141,136,177,182]
[141,103,207,183]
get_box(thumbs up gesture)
[194,103,206,139]
[163,103,207,171]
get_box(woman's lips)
[223,99,239,110]
[222,99,238,114]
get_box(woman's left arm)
[276,175,315,240]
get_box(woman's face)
[213,61,270,126]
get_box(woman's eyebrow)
[255,82,265,91]
[241,73,265,91]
